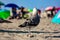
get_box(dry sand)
[0,18,60,40]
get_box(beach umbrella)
[5,3,19,18]
[0,9,10,20]
[56,7,60,11]
[45,6,53,11]
[5,3,19,8]
[51,10,60,24]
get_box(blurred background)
[0,0,60,11]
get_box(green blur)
[0,10,10,20]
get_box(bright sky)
[0,0,60,10]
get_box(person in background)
[9,7,17,19]
[17,8,22,19]
[51,7,56,18]
[20,6,25,18]
[19,6,29,19]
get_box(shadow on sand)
[0,19,12,23]
[0,29,60,33]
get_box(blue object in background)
[0,0,60,10]
[51,10,60,24]
[5,3,19,8]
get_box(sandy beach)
[0,18,60,40]
[0,0,60,40]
